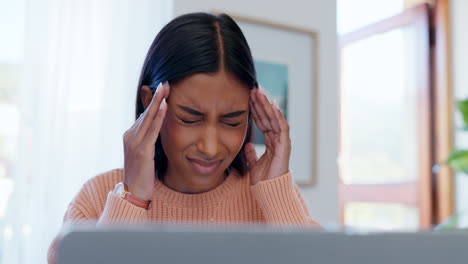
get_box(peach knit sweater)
[47,168,319,263]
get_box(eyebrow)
[177,105,246,118]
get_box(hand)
[122,82,170,200]
[245,87,291,186]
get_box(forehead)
[169,71,250,111]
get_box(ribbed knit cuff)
[250,173,308,224]
[97,191,148,225]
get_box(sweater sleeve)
[47,200,95,264]
[47,173,149,264]
[250,172,320,227]
[96,191,148,225]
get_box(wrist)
[123,177,153,200]
[126,183,153,201]
[113,182,152,210]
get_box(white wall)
[451,0,468,215]
[173,0,339,225]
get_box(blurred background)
[1,0,467,263]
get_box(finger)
[251,100,275,147]
[268,101,282,133]
[138,82,170,140]
[256,89,281,134]
[250,95,276,147]
[143,98,168,145]
[244,142,258,167]
[250,99,268,132]
[273,105,290,144]
[161,81,171,99]
[251,89,273,132]
[263,132,274,151]
[127,110,147,136]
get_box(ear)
[140,85,153,109]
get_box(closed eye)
[224,121,241,127]
[181,119,199,124]
[181,119,240,127]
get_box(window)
[338,0,451,231]
[0,1,173,263]
[0,0,24,260]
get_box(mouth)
[187,158,223,175]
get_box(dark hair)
[135,12,257,180]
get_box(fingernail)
[160,98,166,110]
[163,81,171,96]
[273,99,280,109]
[154,82,163,95]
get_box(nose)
[197,125,219,159]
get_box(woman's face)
[160,71,250,192]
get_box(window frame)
[338,3,434,230]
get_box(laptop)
[57,224,468,264]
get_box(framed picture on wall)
[227,13,319,186]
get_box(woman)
[47,12,319,263]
